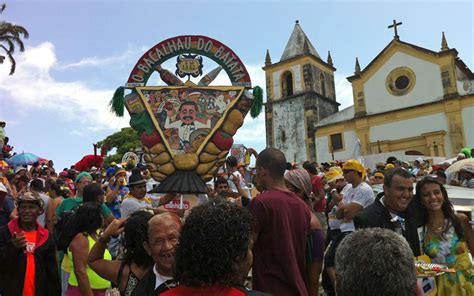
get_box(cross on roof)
[388,19,402,40]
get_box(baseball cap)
[325,169,344,183]
[75,172,92,183]
[374,171,385,178]
[342,159,366,179]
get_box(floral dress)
[423,222,474,295]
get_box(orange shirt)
[22,231,37,296]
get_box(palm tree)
[0,4,29,75]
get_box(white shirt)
[36,192,50,227]
[328,184,351,230]
[164,117,211,142]
[120,196,153,218]
[339,182,375,232]
[227,171,246,193]
[153,264,173,290]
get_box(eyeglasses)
[342,169,354,174]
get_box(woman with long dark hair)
[415,177,474,295]
[88,210,154,296]
[63,203,111,295]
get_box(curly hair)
[122,210,154,267]
[62,202,103,244]
[174,199,251,287]
[415,177,464,240]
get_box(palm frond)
[12,25,29,39]
[0,35,24,51]
[0,44,16,75]
[0,37,14,52]
[0,24,29,39]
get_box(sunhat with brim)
[14,166,27,174]
[17,191,45,209]
[114,169,126,178]
[126,169,147,187]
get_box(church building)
[263,21,339,163]
[314,22,474,162]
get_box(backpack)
[54,205,79,252]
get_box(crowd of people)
[0,140,473,295]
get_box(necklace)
[428,220,445,233]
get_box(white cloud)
[59,47,143,69]
[0,42,130,133]
[0,41,350,152]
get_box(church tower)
[263,21,339,163]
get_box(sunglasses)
[374,176,384,179]
[342,169,355,174]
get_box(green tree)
[98,127,141,168]
[0,4,29,75]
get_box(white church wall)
[271,64,302,100]
[315,130,358,162]
[272,99,307,163]
[462,106,474,148]
[364,52,444,115]
[369,112,453,156]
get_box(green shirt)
[56,196,111,218]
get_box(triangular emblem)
[136,85,244,157]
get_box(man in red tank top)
[249,148,311,296]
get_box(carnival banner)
[110,35,262,193]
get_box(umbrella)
[6,152,40,166]
[38,158,49,165]
[445,158,474,174]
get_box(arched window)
[282,71,293,97]
[320,73,326,97]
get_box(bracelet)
[98,234,110,244]
[330,189,337,193]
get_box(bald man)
[132,212,182,296]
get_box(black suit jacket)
[131,268,178,296]
[354,197,422,256]
[131,269,157,296]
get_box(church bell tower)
[263,21,339,163]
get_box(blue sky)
[0,0,472,170]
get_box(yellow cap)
[325,169,344,183]
[374,171,385,178]
[342,159,366,179]
[385,163,395,170]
